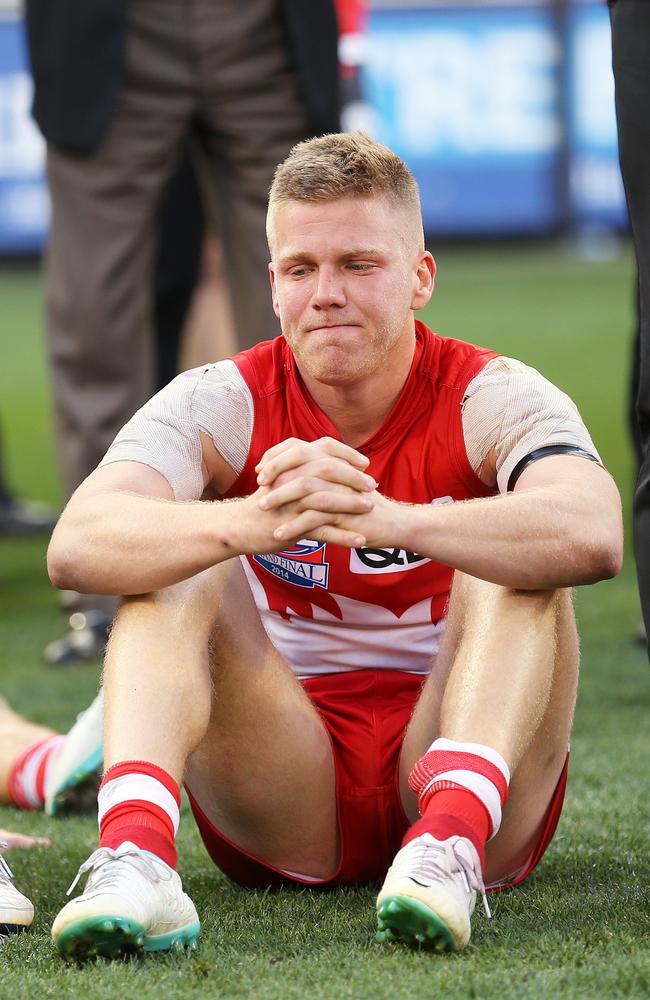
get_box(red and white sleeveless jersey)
[223,321,497,678]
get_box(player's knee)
[113,569,224,634]
[452,572,570,622]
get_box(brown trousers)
[45,0,309,501]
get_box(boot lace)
[0,842,14,884]
[66,844,171,897]
[403,837,491,918]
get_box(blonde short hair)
[267,132,423,252]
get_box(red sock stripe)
[98,762,180,869]
[101,823,177,869]
[403,791,491,866]
[409,749,509,805]
[35,746,50,804]
[99,799,176,842]
[7,736,61,810]
[419,779,496,834]
[7,743,36,809]
[100,760,181,805]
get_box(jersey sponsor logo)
[253,539,330,590]
[349,546,429,575]
[349,495,453,575]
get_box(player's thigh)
[184,559,339,877]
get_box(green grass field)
[2,245,650,998]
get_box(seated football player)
[45,132,622,958]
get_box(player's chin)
[303,352,367,386]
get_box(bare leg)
[0,830,50,849]
[399,573,578,884]
[0,698,56,803]
[103,558,338,878]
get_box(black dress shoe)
[43,611,112,666]
[0,496,58,537]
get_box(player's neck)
[300,346,415,447]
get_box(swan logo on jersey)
[253,540,330,589]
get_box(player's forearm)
[393,483,623,590]
[47,492,244,595]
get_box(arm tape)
[507,445,601,492]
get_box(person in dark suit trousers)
[24,0,341,658]
[610,0,650,653]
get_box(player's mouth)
[306,322,361,333]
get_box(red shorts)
[187,668,568,891]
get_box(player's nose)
[311,267,346,309]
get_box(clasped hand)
[238,437,394,553]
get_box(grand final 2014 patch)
[253,540,330,590]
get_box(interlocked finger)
[259,467,376,510]
[256,436,370,486]
[273,508,366,547]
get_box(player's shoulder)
[465,355,560,395]
[173,358,245,392]
[159,360,250,410]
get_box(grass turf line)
[2,246,650,997]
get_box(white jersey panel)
[241,557,444,678]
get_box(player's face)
[269,197,435,388]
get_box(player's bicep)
[69,461,176,505]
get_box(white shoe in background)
[0,843,34,933]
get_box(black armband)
[507,445,601,492]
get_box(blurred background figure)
[23,0,354,663]
[0,425,56,536]
[610,0,650,653]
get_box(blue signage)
[0,16,48,253]
[364,4,562,235]
[566,0,627,227]
[0,2,628,252]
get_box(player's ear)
[411,251,435,310]
[269,263,281,319]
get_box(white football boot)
[44,689,104,816]
[52,841,200,958]
[0,844,34,933]
[376,833,489,951]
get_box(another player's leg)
[51,559,337,958]
[0,696,63,811]
[0,702,61,933]
[0,693,103,817]
[376,574,578,951]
